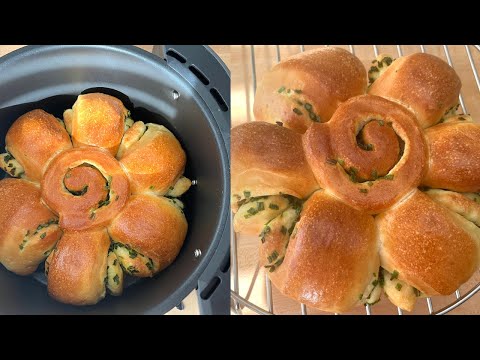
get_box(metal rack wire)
[231,45,480,315]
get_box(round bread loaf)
[231,121,319,208]
[108,194,188,276]
[422,121,480,192]
[64,93,129,155]
[0,178,62,275]
[376,189,480,296]
[1,109,72,182]
[265,191,379,313]
[254,47,367,133]
[46,229,110,305]
[368,53,461,129]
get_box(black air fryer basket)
[0,45,230,314]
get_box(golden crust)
[303,95,427,214]
[231,121,319,201]
[0,178,61,275]
[5,109,72,181]
[253,47,367,133]
[268,191,378,313]
[118,124,186,195]
[377,190,480,296]
[422,121,480,192]
[254,47,367,133]
[64,93,128,155]
[47,229,110,305]
[108,194,187,273]
[41,147,130,230]
[425,189,480,227]
[369,53,461,129]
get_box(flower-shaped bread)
[232,49,480,313]
[0,93,191,305]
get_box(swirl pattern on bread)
[232,48,480,313]
[0,93,191,306]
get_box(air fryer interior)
[0,46,228,314]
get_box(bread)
[233,195,292,235]
[368,53,461,129]
[41,147,130,230]
[0,178,62,275]
[264,191,379,313]
[0,93,192,306]
[46,229,111,305]
[117,123,188,195]
[63,93,129,155]
[108,194,188,276]
[231,121,319,210]
[422,121,480,192]
[424,189,480,227]
[232,50,480,314]
[377,189,480,296]
[253,47,366,133]
[303,95,427,214]
[0,109,72,182]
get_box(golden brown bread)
[0,178,62,275]
[422,121,480,192]
[0,92,192,306]
[231,121,319,209]
[0,109,72,181]
[425,189,480,226]
[303,95,427,214]
[377,189,480,296]
[41,147,130,231]
[46,229,110,305]
[64,93,129,155]
[368,53,461,129]
[253,47,366,133]
[108,194,188,275]
[265,191,379,313]
[117,123,187,195]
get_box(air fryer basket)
[0,45,230,314]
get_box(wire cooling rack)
[230,45,480,315]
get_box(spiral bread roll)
[0,179,62,275]
[377,190,480,305]
[262,191,379,313]
[63,93,130,155]
[0,109,72,182]
[108,194,188,276]
[117,122,190,196]
[253,47,367,133]
[0,92,192,306]
[422,120,480,192]
[303,95,427,214]
[46,229,113,305]
[41,147,130,230]
[368,53,461,129]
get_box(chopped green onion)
[269,203,279,210]
[390,270,399,280]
